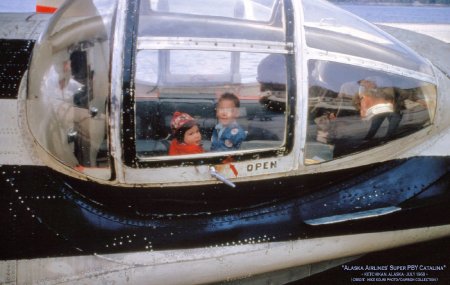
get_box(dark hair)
[218,92,240,108]
[173,120,196,143]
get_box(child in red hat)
[168,111,205,155]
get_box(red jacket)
[168,139,204,155]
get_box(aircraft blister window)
[26,0,117,180]
[305,60,436,164]
[134,50,288,160]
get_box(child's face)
[216,99,239,126]
[183,125,202,146]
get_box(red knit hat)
[170,111,195,134]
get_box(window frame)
[121,0,297,169]
[304,58,437,165]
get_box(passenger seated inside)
[211,92,247,151]
[357,77,394,120]
[305,60,435,164]
[357,76,396,140]
[169,111,205,155]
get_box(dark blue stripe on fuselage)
[1,156,450,260]
[0,39,34,99]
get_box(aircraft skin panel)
[401,127,450,158]
[0,39,34,100]
[1,224,450,284]
[0,13,50,40]
[0,39,39,166]
[1,156,449,260]
[0,100,37,165]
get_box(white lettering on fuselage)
[247,161,277,172]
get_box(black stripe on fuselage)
[1,156,450,260]
[0,39,34,99]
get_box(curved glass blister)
[27,0,118,179]
[305,60,437,164]
[302,0,434,75]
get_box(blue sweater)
[210,122,246,151]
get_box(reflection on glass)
[27,0,117,179]
[305,60,436,164]
[138,0,284,41]
[302,0,434,75]
[171,51,230,75]
[134,50,287,159]
[144,0,278,22]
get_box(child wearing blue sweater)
[211,93,246,151]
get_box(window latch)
[210,166,236,188]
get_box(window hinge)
[210,166,236,188]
